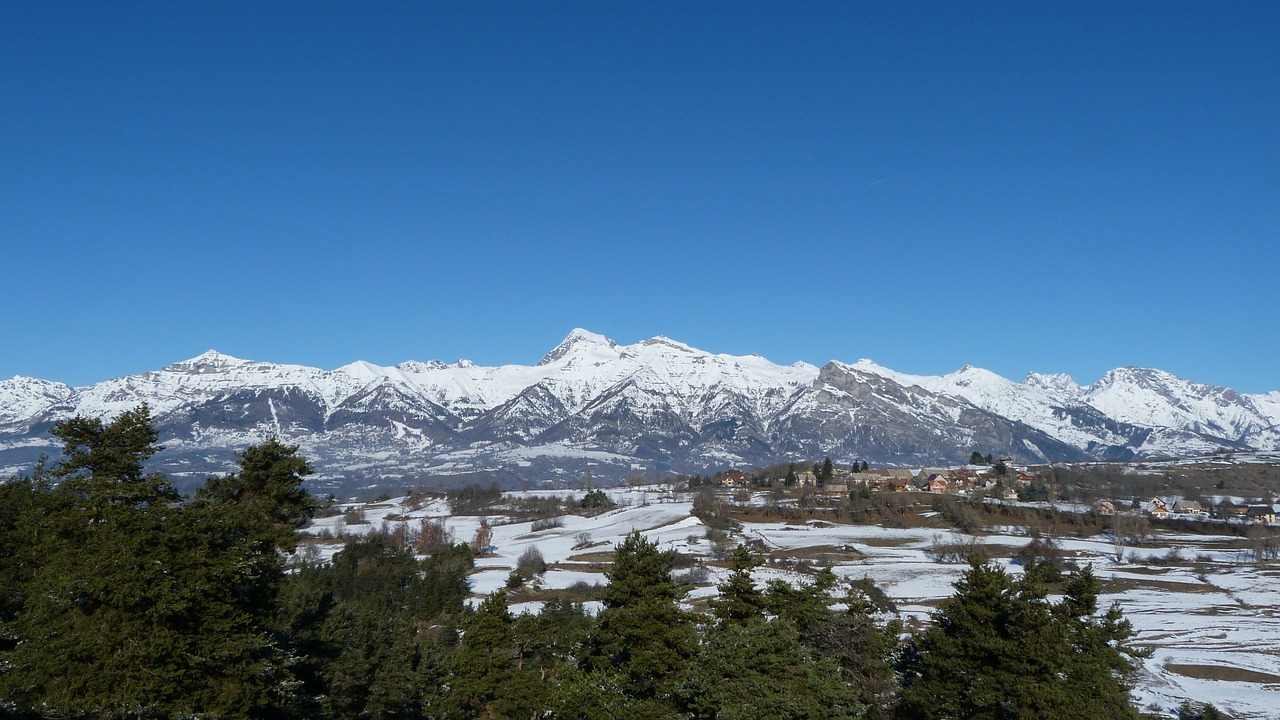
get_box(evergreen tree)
[712,545,766,625]
[281,536,473,718]
[1,409,311,718]
[679,616,864,720]
[588,531,696,711]
[442,592,545,719]
[821,457,835,481]
[897,560,1141,720]
[766,570,900,720]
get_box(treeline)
[0,407,1188,719]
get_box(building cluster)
[716,461,1045,501]
[1092,496,1278,524]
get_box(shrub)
[580,488,613,510]
[927,533,989,563]
[447,482,501,515]
[343,506,367,525]
[678,564,710,584]
[515,545,547,579]
[471,518,493,554]
[416,517,454,555]
[1177,700,1231,720]
[531,516,564,532]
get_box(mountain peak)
[1025,371,1080,395]
[396,359,447,372]
[165,350,250,371]
[641,335,695,353]
[538,328,619,366]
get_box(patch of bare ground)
[1102,577,1228,594]
[765,544,864,564]
[566,551,615,563]
[1165,664,1280,685]
[855,535,918,548]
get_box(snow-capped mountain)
[1,329,1275,493]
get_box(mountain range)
[2,329,1277,494]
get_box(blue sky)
[2,2,1277,392]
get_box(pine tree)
[712,545,766,625]
[897,560,1142,720]
[679,616,864,719]
[442,592,545,718]
[588,531,696,709]
[0,409,327,719]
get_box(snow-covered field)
[300,487,1280,719]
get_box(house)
[1092,499,1116,516]
[1247,505,1277,524]
[889,478,914,492]
[926,474,950,493]
[1172,499,1203,516]
[719,470,749,488]
[795,471,817,487]
[1145,498,1169,520]
[846,472,880,487]
[822,481,849,494]
[946,469,977,491]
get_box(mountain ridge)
[2,329,1276,493]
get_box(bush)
[678,564,710,584]
[344,506,367,525]
[471,518,493,554]
[927,534,989,563]
[447,482,501,514]
[531,517,564,532]
[416,517,454,555]
[573,531,593,549]
[515,545,547,579]
[1014,532,1070,582]
[580,488,613,510]
[1177,701,1231,720]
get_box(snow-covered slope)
[0,329,1274,491]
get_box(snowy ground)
[299,487,1280,719]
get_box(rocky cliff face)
[1,330,1275,494]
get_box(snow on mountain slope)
[66,351,367,419]
[0,376,74,429]
[1082,367,1277,451]
[1,329,1275,490]
[842,361,1126,452]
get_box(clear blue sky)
[2,2,1277,392]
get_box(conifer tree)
[680,616,864,719]
[897,560,1141,720]
[712,545,766,625]
[443,591,545,719]
[1,409,314,717]
[588,531,696,711]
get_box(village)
[702,458,1280,526]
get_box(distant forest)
[0,407,1224,719]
